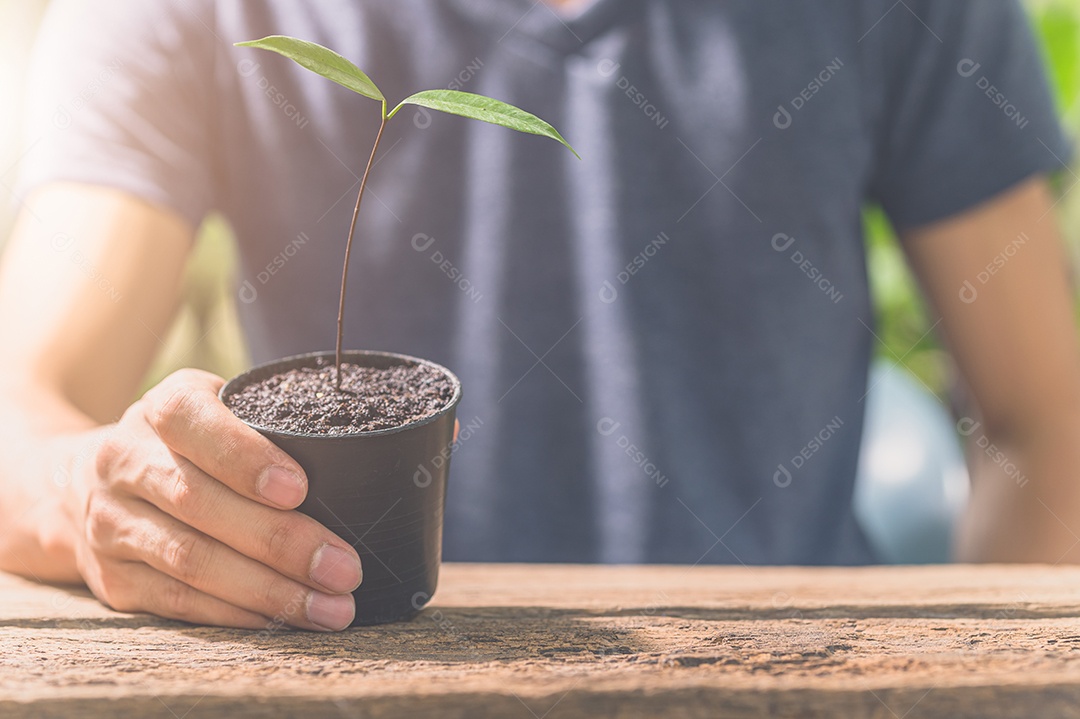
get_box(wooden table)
[3,563,1080,718]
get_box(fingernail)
[310,544,363,593]
[307,591,355,631]
[257,466,306,507]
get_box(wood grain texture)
[3,563,1080,718]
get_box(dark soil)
[224,358,455,435]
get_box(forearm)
[957,407,1080,564]
[898,178,1080,564]
[0,381,106,583]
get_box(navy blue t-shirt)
[19,0,1071,564]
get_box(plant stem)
[336,113,388,390]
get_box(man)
[1,0,1077,631]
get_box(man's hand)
[0,184,367,629]
[73,369,362,630]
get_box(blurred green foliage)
[140,214,248,391]
[865,0,1080,397]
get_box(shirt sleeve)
[15,0,218,228]
[867,0,1072,230]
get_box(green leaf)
[1032,1,1080,119]
[391,90,579,158]
[235,35,384,103]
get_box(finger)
[125,449,362,595]
[144,369,309,509]
[113,496,356,631]
[95,557,272,630]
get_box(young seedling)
[236,36,579,390]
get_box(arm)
[901,175,1080,563]
[0,184,362,629]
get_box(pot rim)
[218,349,462,440]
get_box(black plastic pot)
[219,350,461,626]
